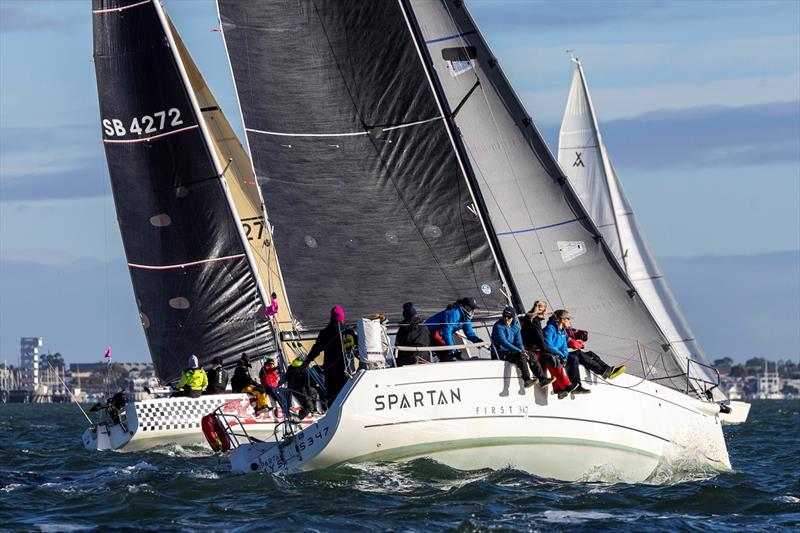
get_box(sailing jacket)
[520,314,547,351]
[259,362,279,389]
[425,305,482,347]
[305,321,346,373]
[206,366,228,394]
[395,316,430,365]
[231,364,256,393]
[543,319,569,361]
[176,368,208,392]
[395,316,430,348]
[491,318,525,354]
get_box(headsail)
[559,58,719,394]
[168,18,294,334]
[217,0,509,330]
[93,0,275,382]
[405,0,690,388]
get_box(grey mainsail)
[93,0,275,382]
[406,0,692,388]
[217,0,509,330]
[559,58,719,395]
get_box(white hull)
[231,361,731,482]
[719,400,751,425]
[83,393,317,451]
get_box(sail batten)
[93,0,276,382]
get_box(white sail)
[558,59,720,397]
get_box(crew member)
[231,353,271,414]
[286,358,318,420]
[302,305,350,405]
[426,297,483,362]
[543,310,625,397]
[394,302,430,366]
[174,355,208,398]
[491,306,554,388]
[520,300,571,394]
[205,356,228,394]
[259,354,282,409]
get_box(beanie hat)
[331,305,345,323]
[502,306,516,318]
[402,302,417,319]
[187,355,199,369]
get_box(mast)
[152,1,280,359]
[397,0,522,312]
[213,0,297,333]
[572,58,628,273]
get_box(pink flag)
[103,347,112,359]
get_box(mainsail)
[217,0,509,330]
[93,0,276,382]
[558,58,717,391]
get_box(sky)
[0,0,798,365]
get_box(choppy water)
[1,401,798,532]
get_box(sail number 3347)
[102,108,183,137]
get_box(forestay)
[559,59,718,393]
[217,0,509,330]
[93,0,275,382]
[406,0,689,388]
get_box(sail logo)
[573,151,585,167]
[374,388,462,411]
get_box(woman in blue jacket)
[544,309,625,396]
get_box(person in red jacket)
[258,355,281,412]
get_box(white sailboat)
[212,0,733,481]
[558,57,750,425]
[84,0,317,451]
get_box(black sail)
[93,0,275,382]
[218,0,508,329]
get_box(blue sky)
[0,0,798,364]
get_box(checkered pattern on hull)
[135,396,237,433]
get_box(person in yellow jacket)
[174,355,208,398]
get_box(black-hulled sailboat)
[86,0,313,451]
[213,0,732,481]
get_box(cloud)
[536,100,800,171]
[522,73,800,123]
[0,2,85,33]
[0,125,109,201]
[469,0,799,33]
[574,100,799,170]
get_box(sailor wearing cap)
[425,297,484,362]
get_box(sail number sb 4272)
[102,108,184,137]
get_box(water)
[1,401,798,532]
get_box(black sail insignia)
[218,0,509,329]
[93,0,275,382]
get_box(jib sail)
[93,0,276,382]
